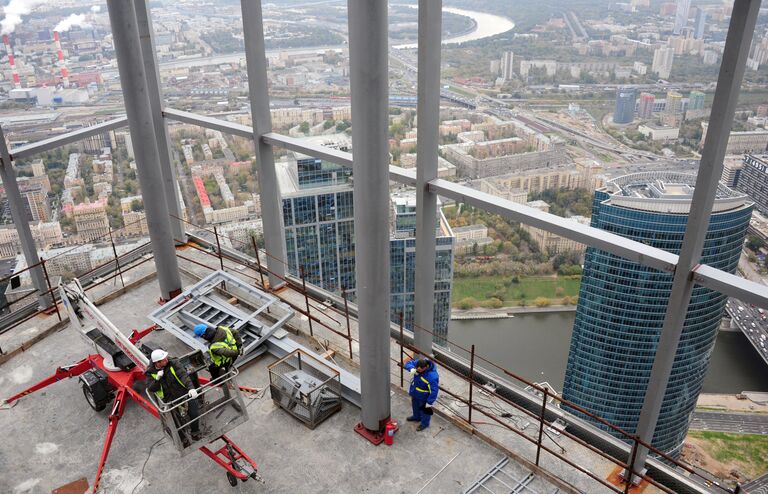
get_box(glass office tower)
[563,172,752,457]
[279,151,455,343]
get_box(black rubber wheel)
[227,472,238,487]
[82,383,106,412]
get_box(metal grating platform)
[148,270,293,366]
[148,270,362,407]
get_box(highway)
[690,411,768,435]
[742,472,768,493]
[725,299,768,366]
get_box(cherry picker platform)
[1,279,262,492]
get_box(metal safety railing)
[0,219,156,339]
[170,217,738,494]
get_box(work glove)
[188,388,199,399]
[239,347,244,356]
[409,368,417,376]
[424,403,433,409]
[155,370,164,379]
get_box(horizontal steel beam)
[263,132,352,166]
[11,116,129,160]
[693,264,768,307]
[160,106,768,310]
[429,178,679,273]
[162,107,253,138]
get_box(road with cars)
[725,299,768,366]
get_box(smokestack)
[53,31,63,61]
[4,35,20,89]
[52,31,68,87]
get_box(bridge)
[724,299,768,366]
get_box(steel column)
[106,0,182,300]
[241,0,287,290]
[348,0,391,432]
[0,125,50,309]
[632,0,762,476]
[413,0,442,355]
[133,0,185,242]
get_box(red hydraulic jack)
[1,325,261,493]
[354,417,398,446]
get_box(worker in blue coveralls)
[404,358,439,431]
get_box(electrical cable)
[130,437,165,494]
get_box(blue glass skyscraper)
[613,87,636,124]
[562,172,752,457]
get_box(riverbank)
[452,304,576,319]
[697,393,768,413]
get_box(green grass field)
[688,431,768,479]
[452,275,581,307]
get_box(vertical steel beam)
[241,0,287,289]
[106,0,182,300]
[0,126,50,308]
[413,0,442,355]
[348,0,391,432]
[133,0,185,243]
[632,0,762,475]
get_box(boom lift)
[1,279,262,491]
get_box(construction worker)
[146,349,202,441]
[404,358,439,431]
[194,324,243,380]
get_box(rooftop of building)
[603,172,750,214]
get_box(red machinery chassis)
[1,327,261,492]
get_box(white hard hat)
[151,349,168,363]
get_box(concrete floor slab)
[0,275,552,494]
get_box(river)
[448,312,768,394]
[393,7,515,49]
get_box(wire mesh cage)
[268,349,342,429]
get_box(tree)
[747,235,765,252]
[130,199,144,212]
[457,297,477,310]
[299,121,310,134]
[534,297,551,307]
[487,297,504,309]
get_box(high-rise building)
[638,92,656,119]
[663,90,684,126]
[563,172,752,458]
[694,8,707,39]
[651,47,674,79]
[737,154,768,215]
[500,51,514,81]
[673,0,691,34]
[688,90,705,111]
[613,87,636,124]
[389,190,455,342]
[279,153,455,343]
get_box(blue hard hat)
[193,324,208,337]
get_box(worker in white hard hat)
[146,348,202,441]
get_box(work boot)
[406,416,419,422]
[416,424,428,431]
[191,430,203,441]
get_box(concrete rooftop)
[0,269,562,494]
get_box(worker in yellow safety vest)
[194,324,243,380]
